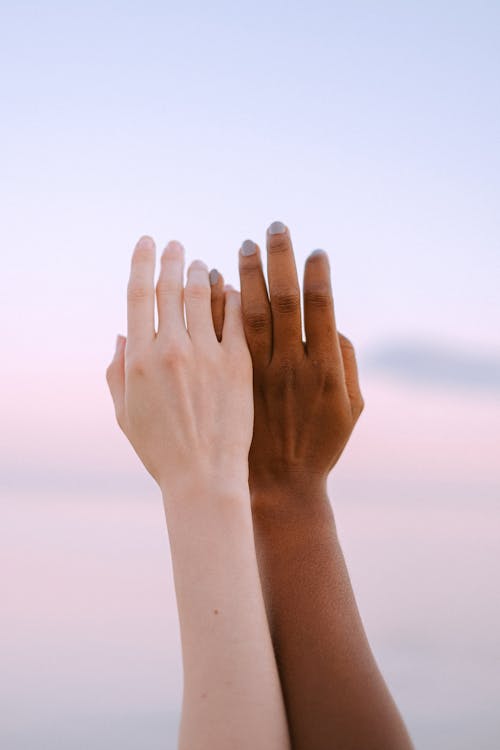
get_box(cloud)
[364,341,500,391]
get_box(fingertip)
[238,241,263,271]
[224,286,242,309]
[209,268,220,286]
[186,260,210,290]
[162,240,185,259]
[240,239,257,257]
[225,286,242,301]
[188,259,209,273]
[307,248,329,262]
[267,220,287,236]
[135,235,156,251]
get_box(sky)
[1,1,499,748]
[1,0,499,488]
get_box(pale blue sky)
[1,0,499,378]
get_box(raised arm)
[211,223,413,750]
[106,236,290,750]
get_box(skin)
[106,236,290,750]
[211,224,414,750]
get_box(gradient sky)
[1,2,499,748]
[2,0,499,486]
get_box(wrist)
[161,471,251,512]
[162,479,255,562]
[250,475,332,523]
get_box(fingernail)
[241,239,256,256]
[189,259,208,272]
[165,240,184,254]
[268,221,286,235]
[188,260,209,285]
[224,283,235,291]
[310,248,326,257]
[137,235,155,250]
[209,268,219,285]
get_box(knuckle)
[239,257,262,273]
[126,354,147,377]
[322,367,343,394]
[244,308,271,333]
[185,282,210,301]
[267,235,290,255]
[127,282,151,303]
[272,289,300,315]
[156,278,179,297]
[160,341,188,368]
[304,287,331,309]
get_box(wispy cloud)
[364,341,500,391]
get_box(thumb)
[338,333,364,419]
[106,335,126,426]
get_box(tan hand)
[212,223,364,494]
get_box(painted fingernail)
[241,239,256,256]
[209,268,219,285]
[310,248,326,257]
[268,221,286,235]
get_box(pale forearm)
[106,238,288,747]
[251,482,413,750]
[163,482,290,750]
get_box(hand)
[210,226,414,750]
[212,222,364,496]
[106,236,252,497]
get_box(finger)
[209,268,225,342]
[105,335,126,426]
[339,333,364,417]
[184,260,217,345]
[238,239,272,368]
[266,221,303,359]
[304,250,342,369]
[127,235,156,350]
[157,240,186,340]
[221,286,246,349]
[303,249,342,368]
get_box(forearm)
[163,480,290,750]
[251,480,413,750]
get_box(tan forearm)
[251,482,413,750]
